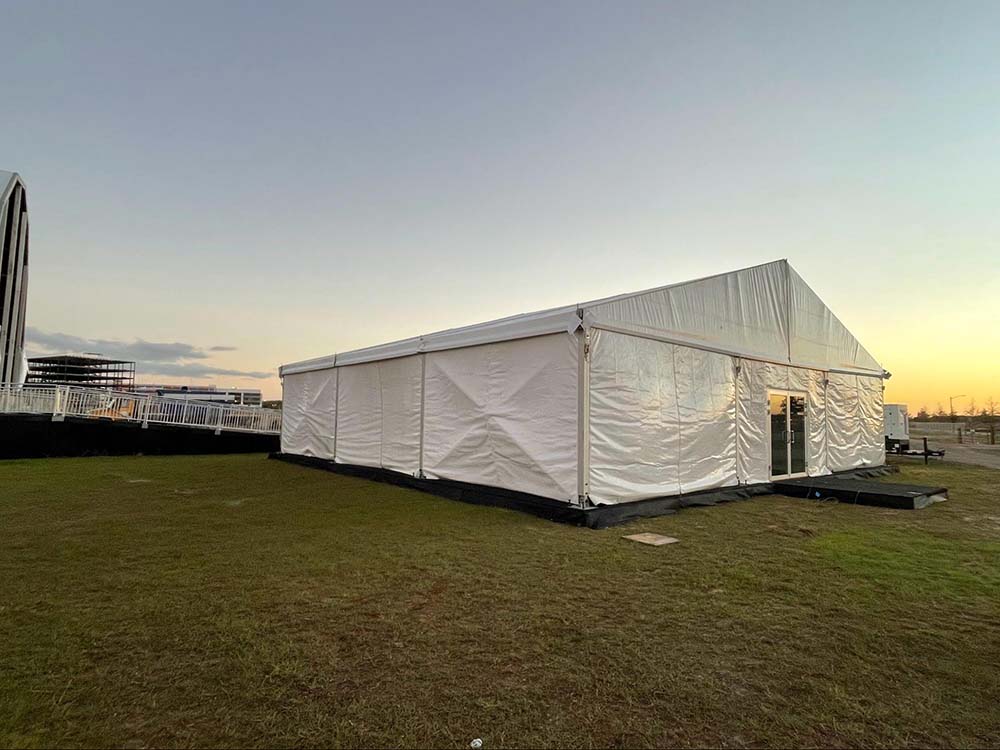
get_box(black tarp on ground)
[772,474,947,509]
[271,454,919,527]
[270,452,774,528]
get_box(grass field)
[1,455,998,749]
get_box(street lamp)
[950,394,966,423]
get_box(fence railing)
[0,383,281,435]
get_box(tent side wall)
[335,355,423,473]
[585,328,885,505]
[280,368,337,458]
[280,332,580,503]
[421,332,578,500]
[586,329,738,503]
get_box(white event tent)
[279,260,886,513]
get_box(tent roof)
[280,260,884,377]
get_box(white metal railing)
[0,383,281,435]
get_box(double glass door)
[769,391,807,479]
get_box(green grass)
[1,455,998,749]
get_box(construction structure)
[26,354,136,390]
[278,260,887,524]
[132,384,263,406]
[0,171,29,384]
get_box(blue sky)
[3,1,999,404]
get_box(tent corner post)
[418,353,427,477]
[332,367,340,461]
[576,329,591,503]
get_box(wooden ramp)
[772,475,948,510]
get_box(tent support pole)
[576,328,591,506]
[332,367,340,462]
[733,357,741,484]
[418,353,427,478]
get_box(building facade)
[0,171,29,383]
[131,384,263,406]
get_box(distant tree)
[935,402,947,418]
[966,398,978,418]
[917,405,929,420]
[986,396,997,421]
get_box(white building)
[132,384,263,407]
[0,171,29,384]
[279,261,885,518]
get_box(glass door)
[789,394,807,475]
[769,393,788,479]
[769,390,808,479]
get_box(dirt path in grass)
[942,444,1000,470]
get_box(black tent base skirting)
[269,453,900,529]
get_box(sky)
[1,0,998,407]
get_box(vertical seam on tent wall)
[332,367,340,462]
[418,353,426,478]
[653,337,665,495]
[482,345,499,487]
[584,332,591,500]
[734,357,741,484]
[856,376,864,465]
[671,344,682,497]
[576,330,587,503]
[377,363,384,469]
[822,371,828,473]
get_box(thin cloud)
[137,363,271,380]
[25,327,269,380]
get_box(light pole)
[950,394,966,423]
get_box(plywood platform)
[773,475,948,510]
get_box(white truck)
[884,403,910,451]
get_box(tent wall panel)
[377,355,423,475]
[674,346,738,493]
[588,329,681,503]
[858,374,886,467]
[280,369,336,458]
[588,331,737,503]
[826,373,858,471]
[421,333,578,501]
[335,361,383,468]
[280,374,305,455]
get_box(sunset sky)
[2,1,997,408]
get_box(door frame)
[767,389,809,480]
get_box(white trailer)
[884,403,910,450]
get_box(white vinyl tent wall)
[282,333,579,500]
[280,261,886,507]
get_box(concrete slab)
[624,532,679,546]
